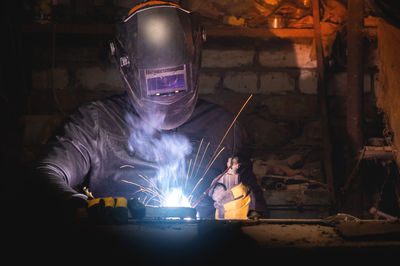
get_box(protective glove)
[57,194,88,222]
[87,197,128,224]
[209,157,251,219]
[211,183,235,218]
[127,198,146,219]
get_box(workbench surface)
[15,218,400,263]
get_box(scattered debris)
[369,207,399,221]
[253,153,329,218]
[253,153,324,192]
[322,213,361,225]
[261,174,327,191]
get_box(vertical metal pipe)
[347,0,364,153]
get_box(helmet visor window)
[145,65,187,96]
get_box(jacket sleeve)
[33,104,99,203]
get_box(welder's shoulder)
[65,94,130,135]
[90,93,128,110]
[193,99,235,121]
[74,93,129,118]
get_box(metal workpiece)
[136,206,197,220]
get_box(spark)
[188,146,226,199]
[189,138,204,181]
[205,94,253,171]
[138,174,165,196]
[120,164,135,169]
[145,204,159,208]
[190,94,253,207]
[184,158,192,189]
[121,179,164,200]
[193,141,210,181]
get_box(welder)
[32,0,268,222]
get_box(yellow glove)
[214,183,251,220]
[87,197,128,224]
[210,157,251,219]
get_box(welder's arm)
[33,106,98,215]
[34,139,91,202]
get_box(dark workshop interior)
[3,0,400,262]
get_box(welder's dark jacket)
[35,93,267,218]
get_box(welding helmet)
[111,1,206,130]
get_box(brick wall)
[198,36,378,161]
[26,33,379,167]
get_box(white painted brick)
[202,49,254,68]
[299,70,318,94]
[77,67,124,91]
[259,72,295,94]
[199,73,220,94]
[259,43,317,68]
[223,72,258,93]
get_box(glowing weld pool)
[162,187,191,207]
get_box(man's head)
[111,1,205,130]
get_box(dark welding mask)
[111,1,206,130]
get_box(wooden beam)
[312,0,336,209]
[21,23,318,38]
[206,26,315,39]
[21,23,113,35]
[21,23,377,39]
[346,0,364,153]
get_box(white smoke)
[126,111,192,207]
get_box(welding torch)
[191,166,231,208]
